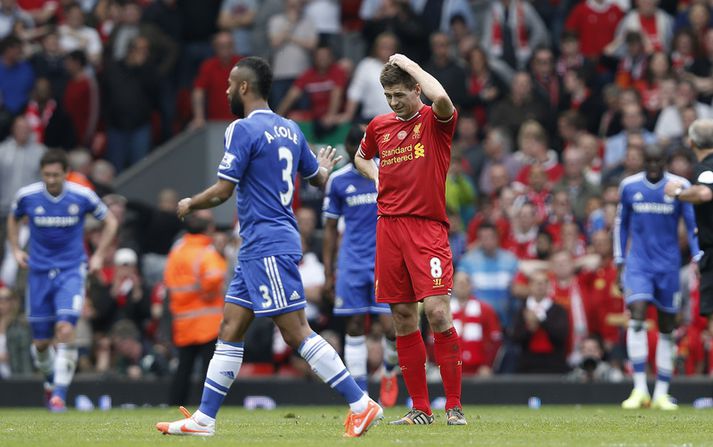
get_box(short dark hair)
[236,56,272,100]
[183,214,210,235]
[40,149,69,171]
[380,63,417,90]
[345,124,364,151]
[66,49,87,67]
[0,35,21,53]
[477,221,498,234]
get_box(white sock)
[653,332,674,399]
[627,320,649,394]
[31,344,55,377]
[345,335,368,380]
[299,333,368,413]
[53,343,78,388]
[195,340,244,424]
[382,338,398,376]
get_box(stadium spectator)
[304,0,341,54]
[66,148,94,189]
[24,77,75,149]
[89,160,115,197]
[0,35,35,115]
[0,0,32,40]
[553,147,601,222]
[0,285,32,377]
[58,2,102,66]
[29,31,68,102]
[654,79,713,143]
[175,0,221,88]
[0,116,46,260]
[562,68,604,135]
[511,270,570,374]
[568,335,624,382]
[267,0,317,108]
[464,46,507,130]
[445,156,476,226]
[164,210,226,406]
[478,128,520,197]
[489,72,549,142]
[458,222,518,328]
[102,36,158,172]
[452,114,484,179]
[564,0,624,59]
[480,0,549,80]
[614,0,674,54]
[110,318,169,378]
[605,31,649,89]
[513,120,563,191]
[503,201,539,260]
[450,272,502,377]
[337,31,395,124]
[189,31,242,129]
[276,44,348,139]
[423,32,467,109]
[529,47,562,115]
[217,0,257,55]
[604,103,656,171]
[361,0,429,65]
[62,50,99,149]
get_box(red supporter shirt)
[565,1,625,57]
[63,77,93,143]
[194,55,241,121]
[294,64,347,119]
[451,297,502,372]
[358,105,457,224]
[579,260,623,344]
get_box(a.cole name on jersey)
[263,125,298,145]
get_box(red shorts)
[375,216,453,303]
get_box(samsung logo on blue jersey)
[345,192,378,207]
[33,216,80,227]
[632,202,675,214]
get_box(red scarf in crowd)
[24,100,56,144]
[491,1,528,56]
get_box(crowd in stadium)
[0,0,711,385]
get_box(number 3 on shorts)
[430,257,442,279]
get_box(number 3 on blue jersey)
[279,147,294,206]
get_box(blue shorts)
[334,268,390,316]
[225,254,307,317]
[27,265,86,339]
[624,268,680,314]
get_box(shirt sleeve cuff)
[218,172,240,184]
[693,251,704,263]
[304,165,321,179]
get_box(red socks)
[396,330,431,415]
[434,327,462,410]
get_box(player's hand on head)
[177,198,193,220]
[317,145,343,172]
[388,53,413,69]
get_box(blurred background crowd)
[0,0,711,389]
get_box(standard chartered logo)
[380,143,426,167]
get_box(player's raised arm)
[388,53,454,120]
[177,179,236,219]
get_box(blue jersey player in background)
[156,57,383,438]
[614,145,701,411]
[6,150,118,412]
[322,125,399,408]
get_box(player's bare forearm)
[178,180,235,219]
[354,154,378,182]
[389,53,454,119]
[323,218,338,279]
[6,214,20,252]
[94,211,119,259]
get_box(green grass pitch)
[2,405,713,446]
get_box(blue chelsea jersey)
[614,172,701,272]
[217,109,319,260]
[11,182,108,271]
[323,164,377,272]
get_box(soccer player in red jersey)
[354,53,466,426]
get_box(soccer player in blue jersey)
[156,57,383,438]
[615,145,701,410]
[322,125,399,407]
[6,150,118,412]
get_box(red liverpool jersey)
[358,105,457,224]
